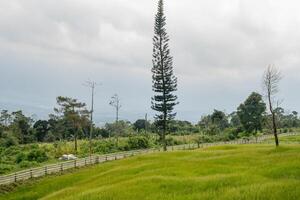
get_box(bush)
[164,137,184,146]
[44,131,56,142]
[27,149,48,163]
[203,125,221,135]
[94,140,118,154]
[194,135,213,144]
[3,146,22,157]
[15,152,26,164]
[0,164,14,175]
[0,135,18,148]
[127,136,150,149]
[223,127,243,140]
[19,161,38,168]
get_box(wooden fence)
[0,132,298,186]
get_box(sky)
[0,0,300,125]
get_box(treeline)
[198,92,299,140]
[0,91,299,174]
[1,92,299,149]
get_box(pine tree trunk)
[163,121,167,151]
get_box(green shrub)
[0,135,18,148]
[19,161,38,168]
[27,149,48,163]
[194,135,213,144]
[127,136,150,149]
[165,137,184,146]
[0,164,14,174]
[94,140,118,154]
[44,131,56,142]
[15,152,26,164]
[3,146,22,157]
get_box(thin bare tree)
[263,65,282,147]
[83,80,101,156]
[109,94,121,123]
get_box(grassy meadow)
[0,134,200,175]
[1,140,300,200]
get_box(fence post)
[96,156,99,164]
[60,163,63,174]
[45,166,47,175]
[14,173,17,182]
[74,160,77,168]
[115,155,117,160]
[30,169,33,179]
[85,158,87,166]
[105,155,108,161]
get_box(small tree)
[133,119,151,133]
[11,111,33,144]
[151,0,178,151]
[105,120,132,138]
[33,120,50,142]
[237,92,266,136]
[0,110,12,127]
[211,110,229,131]
[263,65,282,147]
[228,112,241,128]
[54,96,90,153]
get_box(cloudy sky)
[0,0,300,125]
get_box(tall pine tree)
[151,0,178,151]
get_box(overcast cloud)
[0,0,300,124]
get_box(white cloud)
[0,0,300,123]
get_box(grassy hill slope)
[1,143,300,200]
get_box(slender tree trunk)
[116,107,119,122]
[268,93,279,147]
[272,111,279,146]
[89,85,94,157]
[163,121,167,151]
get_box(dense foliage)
[0,91,300,174]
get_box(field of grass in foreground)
[1,143,300,200]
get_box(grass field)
[1,142,300,200]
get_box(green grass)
[1,143,300,200]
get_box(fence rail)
[0,132,298,186]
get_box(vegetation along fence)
[0,132,298,186]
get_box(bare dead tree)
[109,94,121,123]
[145,113,148,134]
[83,80,101,156]
[262,65,282,147]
